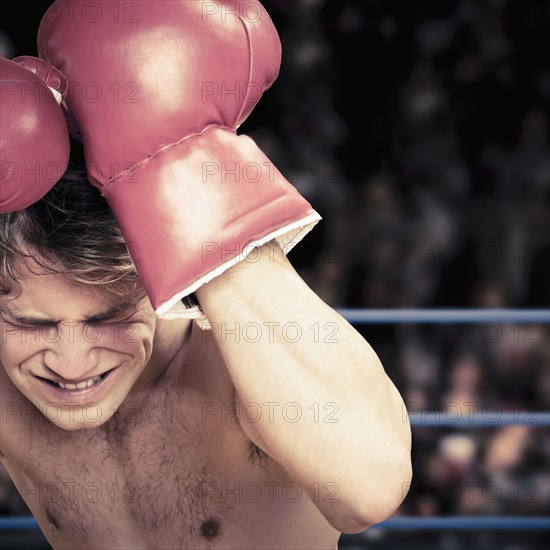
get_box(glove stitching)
[101,124,235,190]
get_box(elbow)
[323,456,413,534]
[354,457,413,533]
[364,460,412,530]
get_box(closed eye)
[6,322,57,331]
[1,319,57,330]
[0,310,59,329]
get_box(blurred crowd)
[253,0,549,313]
[1,1,549,549]
[259,2,550,548]
[263,2,549,548]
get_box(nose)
[42,324,100,381]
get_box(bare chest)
[8,381,265,549]
[1,332,338,549]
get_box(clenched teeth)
[55,375,102,391]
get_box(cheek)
[99,323,154,358]
[0,324,41,365]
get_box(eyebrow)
[1,302,137,326]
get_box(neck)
[133,317,193,392]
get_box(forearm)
[196,243,412,531]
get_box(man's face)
[0,263,157,431]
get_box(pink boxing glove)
[0,57,70,213]
[37,1,321,315]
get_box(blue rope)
[336,308,550,324]
[408,412,550,427]
[2,516,549,531]
[373,516,550,530]
[0,517,38,529]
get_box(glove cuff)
[99,127,321,315]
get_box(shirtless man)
[0,2,412,548]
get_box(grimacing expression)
[0,263,157,431]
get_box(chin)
[36,401,118,431]
[51,414,114,432]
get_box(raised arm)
[196,242,412,533]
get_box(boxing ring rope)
[1,516,549,531]
[373,517,550,530]
[1,308,549,533]
[335,308,550,324]
[2,515,549,531]
[408,412,550,427]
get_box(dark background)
[1,1,549,549]
[2,0,549,311]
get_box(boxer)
[0,2,411,548]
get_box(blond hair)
[0,165,146,305]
